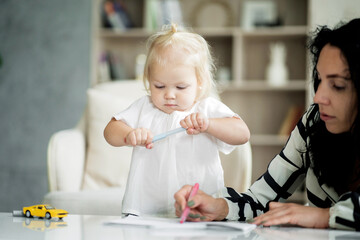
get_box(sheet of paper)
[104,215,256,233]
[105,215,204,229]
[206,221,256,232]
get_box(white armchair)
[43,80,252,216]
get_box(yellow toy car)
[23,204,68,219]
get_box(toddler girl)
[104,24,250,217]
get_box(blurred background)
[0,0,359,212]
[0,0,91,211]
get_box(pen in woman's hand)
[180,183,199,223]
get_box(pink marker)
[180,183,199,223]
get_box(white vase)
[266,42,288,86]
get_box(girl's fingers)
[134,130,142,144]
[184,116,193,129]
[142,130,150,145]
[129,132,137,146]
[180,120,187,129]
[187,128,194,135]
[196,113,205,129]
[191,114,199,129]
[181,113,207,134]
[192,129,201,134]
[146,132,153,145]
[126,129,154,146]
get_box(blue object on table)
[152,127,186,143]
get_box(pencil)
[180,183,199,223]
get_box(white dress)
[114,95,239,217]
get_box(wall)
[0,0,91,211]
[307,0,360,102]
[309,0,360,29]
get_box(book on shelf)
[98,51,127,81]
[114,0,133,28]
[278,105,304,136]
[102,0,133,31]
[98,52,111,82]
[144,0,183,31]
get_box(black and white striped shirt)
[220,106,360,231]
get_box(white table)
[1,213,359,239]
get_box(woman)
[174,18,360,231]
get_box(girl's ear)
[195,84,203,102]
[197,77,202,90]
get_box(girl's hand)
[174,185,228,222]
[180,113,209,135]
[252,202,330,228]
[125,128,154,149]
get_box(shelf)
[99,25,308,38]
[242,25,308,37]
[99,27,237,38]
[220,80,306,92]
[194,27,238,37]
[100,28,151,38]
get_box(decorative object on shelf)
[144,0,183,31]
[241,0,278,30]
[102,0,133,31]
[216,66,231,85]
[265,42,289,87]
[103,0,125,31]
[278,105,304,136]
[191,0,233,28]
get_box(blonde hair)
[142,23,217,100]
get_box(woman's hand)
[125,128,154,149]
[180,113,209,135]
[252,202,330,228]
[174,185,229,222]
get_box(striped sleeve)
[223,113,309,221]
[329,192,360,231]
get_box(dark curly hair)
[307,18,360,194]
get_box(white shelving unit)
[91,0,309,203]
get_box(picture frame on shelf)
[191,0,233,28]
[241,0,278,30]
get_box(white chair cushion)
[43,187,125,215]
[82,81,146,190]
[47,128,85,192]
